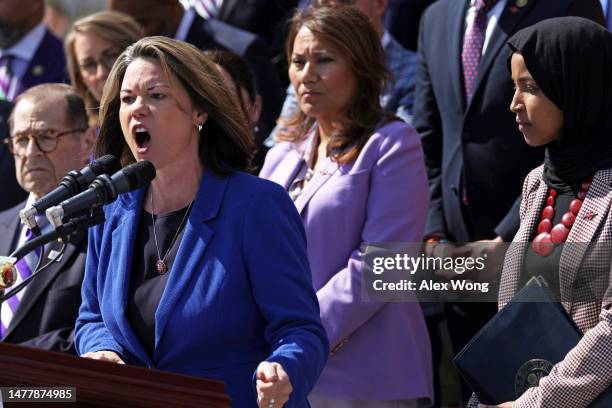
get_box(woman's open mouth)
[134,127,151,153]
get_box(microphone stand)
[0,208,105,303]
[30,225,45,281]
[0,244,68,303]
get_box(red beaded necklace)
[532,177,593,257]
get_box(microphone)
[46,161,156,228]
[19,155,121,229]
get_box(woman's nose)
[510,91,522,113]
[301,61,318,83]
[131,97,148,117]
[96,63,109,81]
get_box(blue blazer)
[75,170,329,407]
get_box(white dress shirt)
[464,0,509,55]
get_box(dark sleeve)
[494,194,522,241]
[266,0,299,59]
[243,37,284,144]
[412,10,446,238]
[565,0,606,25]
[384,0,437,52]
[19,327,76,354]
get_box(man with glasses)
[0,83,94,353]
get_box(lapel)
[294,158,338,215]
[218,0,241,22]
[450,0,469,113]
[153,171,225,356]
[500,172,548,306]
[185,14,217,50]
[275,149,304,190]
[5,232,84,337]
[559,170,612,313]
[18,30,64,96]
[0,205,20,257]
[465,0,537,115]
[107,187,152,366]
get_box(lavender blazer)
[260,120,433,402]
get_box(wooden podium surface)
[0,343,230,407]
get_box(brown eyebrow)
[120,84,170,93]
[511,76,536,85]
[80,47,119,61]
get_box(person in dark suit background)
[0,100,27,211]
[600,0,612,30]
[383,0,436,52]
[413,0,605,404]
[0,83,95,353]
[0,0,66,102]
[206,50,269,172]
[215,0,299,70]
[108,0,283,148]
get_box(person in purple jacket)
[260,5,433,407]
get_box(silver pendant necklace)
[150,192,193,275]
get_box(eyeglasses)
[78,51,121,75]
[4,128,87,155]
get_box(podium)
[0,343,230,407]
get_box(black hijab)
[507,17,612,191]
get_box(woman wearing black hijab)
[471,17,612,408]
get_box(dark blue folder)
[453,281,611,406]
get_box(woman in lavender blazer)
[260,5,433,407]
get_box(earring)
[197,123,203,132]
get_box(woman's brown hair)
[64,11,144,127]
[95,36,254,174]
[280,5,389,164]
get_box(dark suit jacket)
[0,101,27,211]
[217,0,298,59]
[384,0,437,52]
[185,15,283,145]
[413,0,604,242]
[14,28,67,97]
[0,202,86,353]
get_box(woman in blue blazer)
[74,36,329,408]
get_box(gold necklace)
[150,193,193,275]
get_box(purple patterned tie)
[0,54,13,101]
[0,228,42,337]
[462,0,499,102]
[193,0,221,19]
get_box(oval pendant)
[156,259,168,275]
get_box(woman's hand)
[81,350,125,364]
[479,402,513,408]
[256,362,292,408]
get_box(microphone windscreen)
[95,155,121,175]
[121,161,156,190]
